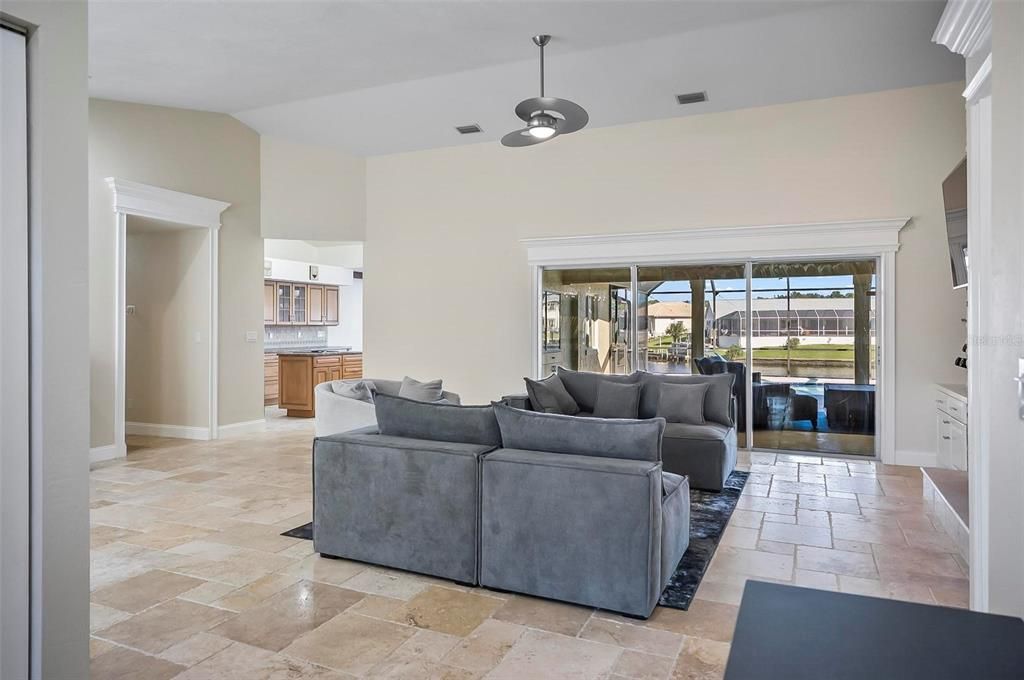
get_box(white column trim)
[107,178,230,457]
[524,217,908,463]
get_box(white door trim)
[524,217,908,465]
[106,179,230,458]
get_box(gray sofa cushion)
[555,367,640,412]
[524,374,579,415]
[656,382,709,425]
[662,471,686,496]
[593,381,641,419]
[661,421,736,491]
[492,402,664,462]
[638,372,735,426]
[398,376,444,402]
[333,379,377,403]
[374,393,501,446]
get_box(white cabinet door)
[950,419,968,471]
[936,412,952,468]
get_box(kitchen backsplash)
[264,326,330,350]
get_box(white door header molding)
[106,177,231,229]
[932,0,992,57]
[522,218,910,266]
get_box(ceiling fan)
[501,35,589,147]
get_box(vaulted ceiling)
[89,1,962,156]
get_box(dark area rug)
[281,469,748,611]
[659,469,749,610]
[281,522,312,540]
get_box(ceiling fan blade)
[500,128,553,147]
[514,96,589,134]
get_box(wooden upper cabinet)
[263,282,276,324]
[325,287,340,326]
[308,285,325,325]
[265,279,341,327]
[276,282,292,324]
[291,284,307,325]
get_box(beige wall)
[261,135,365,241]
[365,82,967,458]
[126,225,211,427]
[4,1,90,676]
[90,100,264,446]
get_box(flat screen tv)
[942,157,968,289]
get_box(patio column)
[853,273,872,384]
[690,278,705,371]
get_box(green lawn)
[752,344,876,361]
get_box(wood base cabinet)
[264,354,279,405]
[279,353,362,418]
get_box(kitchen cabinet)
[264,354,279,405]
[935,384,968,471]
[263,282,275,324]
[291,284,307,325]
[264,278,340,326]
[325,287,340,325]
[276,282,292,324]
[308,285,324,325]
[278,352,362,417]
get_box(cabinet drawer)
[313,356,342,367]
[935,389,967,423]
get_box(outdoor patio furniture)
[824,383,875,434]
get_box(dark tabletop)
[725,581,1024,680]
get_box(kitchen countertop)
[265,347,358,355]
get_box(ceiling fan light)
[527,125,556,139]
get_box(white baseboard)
[894,449,937,467]
[89,444,123,466]
[218,419,266,437]
[125,421,211,441]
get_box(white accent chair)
[314,379,462,437]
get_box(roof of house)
[646,301,692,318]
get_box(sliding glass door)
[748,260,877,456]
[540,267,634,376]
[537,257,881,458]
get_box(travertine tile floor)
[90,413,967,679]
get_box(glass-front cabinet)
[277,282,292,324]
[291,284,307,325]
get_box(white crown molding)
[962,53,992,103]
[521,218,910,266]
[105,178,231,229]
[932,0,991,57]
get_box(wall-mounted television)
[942,157,968,289]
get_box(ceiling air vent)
[455,123,483,135]
[675,91,708,106]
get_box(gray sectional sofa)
[312,392,690,618]
[506,367,738,491]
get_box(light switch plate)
[245,330,258,342]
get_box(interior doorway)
[105,179,229,458]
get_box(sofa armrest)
[480,448,663,617]
[498,393,533,411]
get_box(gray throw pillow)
[656,382,709,425]
[398,376,444,402]
[638,372,735,426]
[524,374,580,415]
[555,367,640,412]
[592,381,642,419]
[333,380,376,403]
[492,402,664,462]
[374,393,501,446]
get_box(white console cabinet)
[935,384,968,471]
